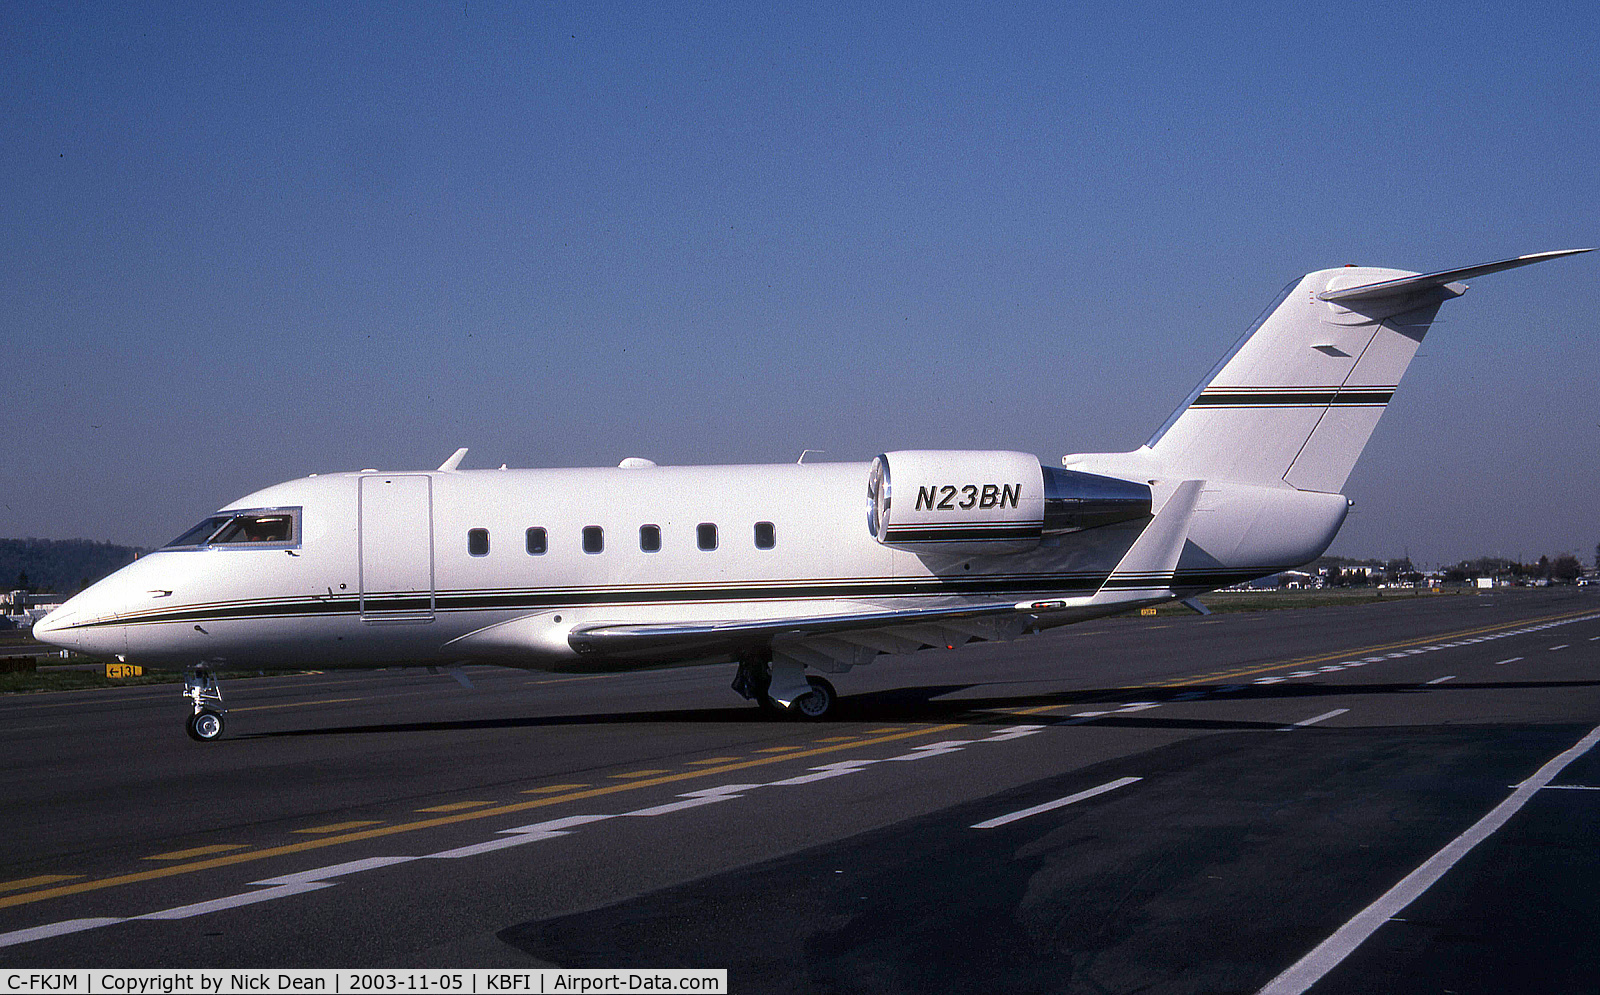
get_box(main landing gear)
[184,667,227,742]
[732,650,837,720]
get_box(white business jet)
[33,249,1591,740]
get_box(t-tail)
[1139,248,1591,492]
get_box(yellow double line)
[1147,605,1600,689]
[5,605,1594,912]
[0,723,962,911]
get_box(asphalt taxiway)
[2,589,1598,994]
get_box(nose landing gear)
[183,667,227,742]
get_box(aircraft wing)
[565,599,1054,666]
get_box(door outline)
[358,474,436,624]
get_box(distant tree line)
[1438,554,1585,585]
[1311,552,1589,587]
[1,538,147,595]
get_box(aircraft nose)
[30,598,123,659]
[30,605,77,649]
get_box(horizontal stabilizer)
[1318,248,1592,304]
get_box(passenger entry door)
[358,474,435,623]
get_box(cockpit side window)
[164,508,301,549]
[166,516,232,548]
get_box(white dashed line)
[883,740,974,761]
[624,784,760,816]
[0,919,124,948]
[971,777,1142,829]
[1424,676,1456,685]
[1280,708,1349,731]
[1494,657,1524,666]
[981,725,1047,742]
[137,883,330,920]
[1246,613,1600,689]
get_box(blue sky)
[3,1,1596,566]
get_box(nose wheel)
[183,668,228,742]
[186,709,225,741]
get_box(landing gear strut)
[731,651,773,707]
[731,650,837,720]
[183,667,227,742]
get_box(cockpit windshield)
[164,508,300,549]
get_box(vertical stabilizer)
[1143,249,1591,492]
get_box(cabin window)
[640,525,661,552]
[467,528,490,556]
[697,522,718,551]
[526,527,547,555]
[583,526,604,554]
[754,521,776,549]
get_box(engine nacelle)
[867,451,1152,554]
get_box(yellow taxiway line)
[5,604,1594,911]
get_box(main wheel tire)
[186,709,225,742]
[785,676,837,720]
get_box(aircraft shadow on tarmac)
[242,677,1600,739]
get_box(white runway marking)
[1279,708,1349,731]
[1251,613,1600,687]
[983,725,1046,741]
[137,882,330,920]
[971,777,1142,830]
[1424,676,1456,685]
[0,918,123,948]
[1494,657,1524,666]
[1256,723,1600,995]
[624,784,761,816]
[1550,644,1569,651]
[254,856,418,885]
[1541,784,1600,791]
[885,740,973,761]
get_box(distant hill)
[1,538,148,594]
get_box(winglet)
[437,448,469,472]
[1317,248,1593,304]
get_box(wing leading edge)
[566,599,1047,663]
